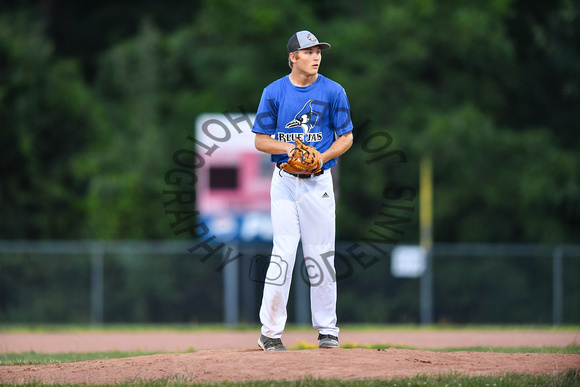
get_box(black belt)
[277,165,325,179]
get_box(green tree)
[331,0,519,241]
[0,12,99,238]
[504,0,580,149]
[418,105,578,243]
[75,19,172,238]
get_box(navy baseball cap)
[287,30,331,54]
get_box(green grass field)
[1,325,579,386]
[2,373,579,387]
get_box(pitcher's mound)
[1,348,579,384]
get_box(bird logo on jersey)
[285,100,319,135]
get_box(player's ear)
[289,51,299,65]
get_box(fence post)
[420,251,434,324]
[420,156,434,325]
[90,243,104,326]
[223,245,239,326]
[552,247,563,326]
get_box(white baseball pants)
[259,168,339,339]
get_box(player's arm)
[255,133,295,156]
[320,131,353,163]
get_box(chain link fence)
[1,241,578,325]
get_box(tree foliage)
[0,12,98,238]
[1,0,578,243]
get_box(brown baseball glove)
[278,138,323,175]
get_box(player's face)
[293,46,322,76]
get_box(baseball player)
[252,30,354,351]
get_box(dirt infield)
[1,330,579,384]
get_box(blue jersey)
[252,74,353,170]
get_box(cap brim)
[299,42,331,51]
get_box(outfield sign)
[391,245,427,278]
[195,113,273,243]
